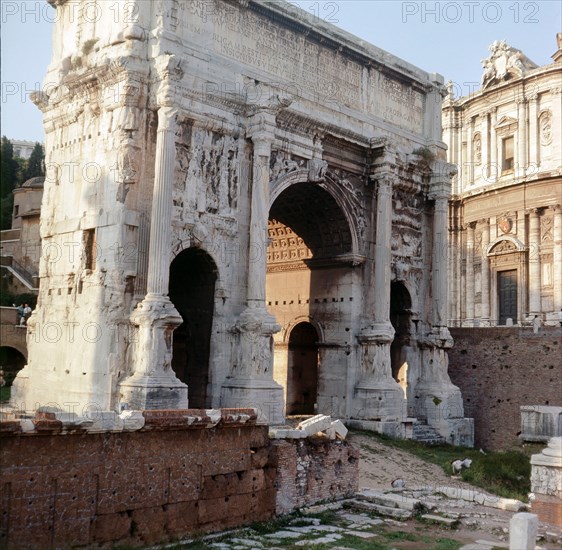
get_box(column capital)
[527,207,541,217]
[527,91,539,102]
[516,97,527,106]
[428,160,456,200]
[463,221,477,231]
[549,204,562,214]
[156,106,179,132]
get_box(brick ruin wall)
[271,438,359,514]
[0,409,358,549]
[448,327,562,450]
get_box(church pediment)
[495,116,518,128]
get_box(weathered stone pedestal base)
[120,374,189,410]
[416,328,474,446]
[119,294,188,410]
[414,385,473,445]
[352,325,406,424]
[531,437,562,526]
[221,307,285,425]
[221,379,285,425]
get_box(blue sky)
[1,0,561,142]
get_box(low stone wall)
[448,327,562,450]
[0,409,358,548]
[271,438,359,515]
[0,409,274,549]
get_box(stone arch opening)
[267,181,354,417]
[286,322,319,415]
[390,282,412,396]
[169,248,217,408]
[0,346,26,389]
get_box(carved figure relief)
[539,111,552,146]
[489,240,517,255]
[177,129,240,215]
[270,150,303,181]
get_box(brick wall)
[0,409,359,548]
[0,409,275,549]
[448,327,562,450]
[271,437,359,514]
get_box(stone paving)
[164,495,562,549]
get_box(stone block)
[88,411,124,432]
[331,419,348,440]
[296,415,332,436]
[269,428,308,439]
[120,410,145,430]
[509,512,538,550]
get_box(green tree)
[1,136,17,198]
[24,142,45,181]
[0,137,18,230]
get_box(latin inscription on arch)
[179,0,425,133]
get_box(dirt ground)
[348,432,561,549]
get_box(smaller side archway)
[0,346,26,388]
[286,322,319,415]
[390,282,413,396]
[169,247,218,408]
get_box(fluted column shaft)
[481,221,490,320]
[465,223,476,322]
[247,139,272,307]
[147,108,177,296]
[373,177,393,323]
[528,209,542,315]
[432,195,448,327]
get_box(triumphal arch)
[12,0,472,444]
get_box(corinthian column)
[416,162,471,445]
[528,208,542,316]
[220,104,285,424]
[353,151,405,426]
[119,106,188,410]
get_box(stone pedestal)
[354,323,406,423]
[221,307,285,424]
[416,327,473,446]
[509,513,538,550]
[120,295,188,410]
[530,437,562,527]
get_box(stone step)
[356,489,431,512]
[412,422,446,445]
[348,498,413,520]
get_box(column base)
[119,293,188,411]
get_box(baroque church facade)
[444,36,562,326]
[11,0,473,444]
